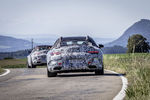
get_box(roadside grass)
[0,58,46,68]
[0,67,5,74]
[103,53,150,100]
[0,58,27,68]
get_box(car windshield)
[60,40,88,46]
[35,46,51,51]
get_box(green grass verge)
[0,58,46,68]
[1,64,26,68]
[104,53,150,100]
[0,67,5,74]
[0,58,27,68]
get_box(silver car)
[27,45,51,68]
[47,36,104,77]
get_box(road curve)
[0,68,122,100]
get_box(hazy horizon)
[0,0,150,43]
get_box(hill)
[0,35,34,52]
[105,19,150,47]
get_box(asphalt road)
[0,68,122,100]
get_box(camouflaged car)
[47,36,104,77]
[27,45,51,68]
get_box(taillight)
[58,62,62,65]
[88,51,99,54]
[50,52,61,56]
[88,61,92,64]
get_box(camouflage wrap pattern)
[27,50,48,66]
[47,44,103,71]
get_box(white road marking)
[106,70,128,100]
[0,69,10,77]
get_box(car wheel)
[31,61,36,68]
[95,66,104,75]
[26,61,31,68]
[47,69,57,77]
[31,64,36,68]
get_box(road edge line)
[0,69,10,77]
[106,70,128,100]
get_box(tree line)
[0,34,149,60]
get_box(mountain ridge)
[0,35,34,52]
[105,19,150,47]
[0,35,114,52]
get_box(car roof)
[35,45,52,48]
[36,45,51,47]
[52,36,98,48]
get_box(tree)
[127,34,150,53]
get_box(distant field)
[0,58,46,69]
[104,53,150,100]
[0,58,26,68]
[0,58,26,74]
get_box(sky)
[0,0,150,43]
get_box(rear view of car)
[27,45,51,68]
[47,36,104,77]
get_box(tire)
[31,64,36,68]
[26,61,31,68]
[31,60,36,68]
[47,69,57,77]
[95,66,104,75]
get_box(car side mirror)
[98,44,104,48]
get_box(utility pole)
[31,38,33,50]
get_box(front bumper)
[32,55,47,65]
[50,68,102,73]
